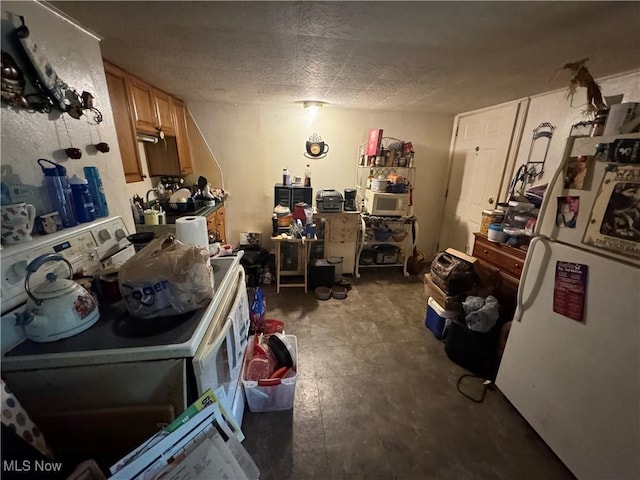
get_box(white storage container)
[242,335,298,412]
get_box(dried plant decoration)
[561,58,607,114]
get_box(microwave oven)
[364,190,409,216]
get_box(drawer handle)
[514,263,521,269]
[483,249,488,255]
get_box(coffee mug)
[1,202,36,244]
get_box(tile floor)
[241,270,574,480]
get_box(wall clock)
[305,133,329,159]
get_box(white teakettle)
[18,254,99,342]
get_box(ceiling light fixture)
[303,100,325,112]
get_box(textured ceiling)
[49,1,640,114]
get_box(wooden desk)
[272,236,319,293]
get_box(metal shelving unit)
[354,135,418,277]
[355,215,418,278]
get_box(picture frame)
[583,165,640,258]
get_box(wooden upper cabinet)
[103,61,145,183]
[171,97,193,175]
[103,61,192,180]
[127,75,157,134]
[152,89,175,136]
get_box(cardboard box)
[445,247,477,266]
[424,273,463,312]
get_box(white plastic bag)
[118,234,213,318]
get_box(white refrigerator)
[496,133,640,480]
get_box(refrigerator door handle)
[514,235,551,321]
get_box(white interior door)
[440,103,520,253]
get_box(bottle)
[83,166,109,218]
[595,138,640,163]
[38,158,78,228]
[69,175,96,223]
[282,167,291,186]
[263,265,272,284]
[304,164,312,187]
[366,168,374,189]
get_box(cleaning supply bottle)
[83,166,109,218]
[304,164,312,187]
[38,158,78,228]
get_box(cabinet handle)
[514,263,521,269]
[483,249,488,255]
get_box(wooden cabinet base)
[472,233,527,323]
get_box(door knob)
[488,197,495,204]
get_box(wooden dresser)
[472,233,528,322]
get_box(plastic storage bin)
[425,297,458,339]
[242,334,298,412]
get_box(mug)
[1,202,36,244]
[35,212,60,235]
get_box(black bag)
[430,251,476,296]
[445,319,499,379]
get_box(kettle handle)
[25,254,74,305]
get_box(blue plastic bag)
[250,287,266,334]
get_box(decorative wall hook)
[94,142,109,153]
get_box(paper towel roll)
[175,216,209,249]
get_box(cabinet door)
[146,136,181,177]
[328,213,359,242]
[103,62,145,183]
[171,98,193,175]
[206,211,217,239]
[153,89,175,136]
[127,75,157,134]
[214,206,226,243]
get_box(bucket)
[327,256,343,282]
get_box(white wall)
[187,102,453,257]
[509,70,640,193]
[1,1,133,233]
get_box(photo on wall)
[583,165,640,258]
[556,196,580,228]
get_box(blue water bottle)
[38,158,78,228]
[83,166,109,218]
